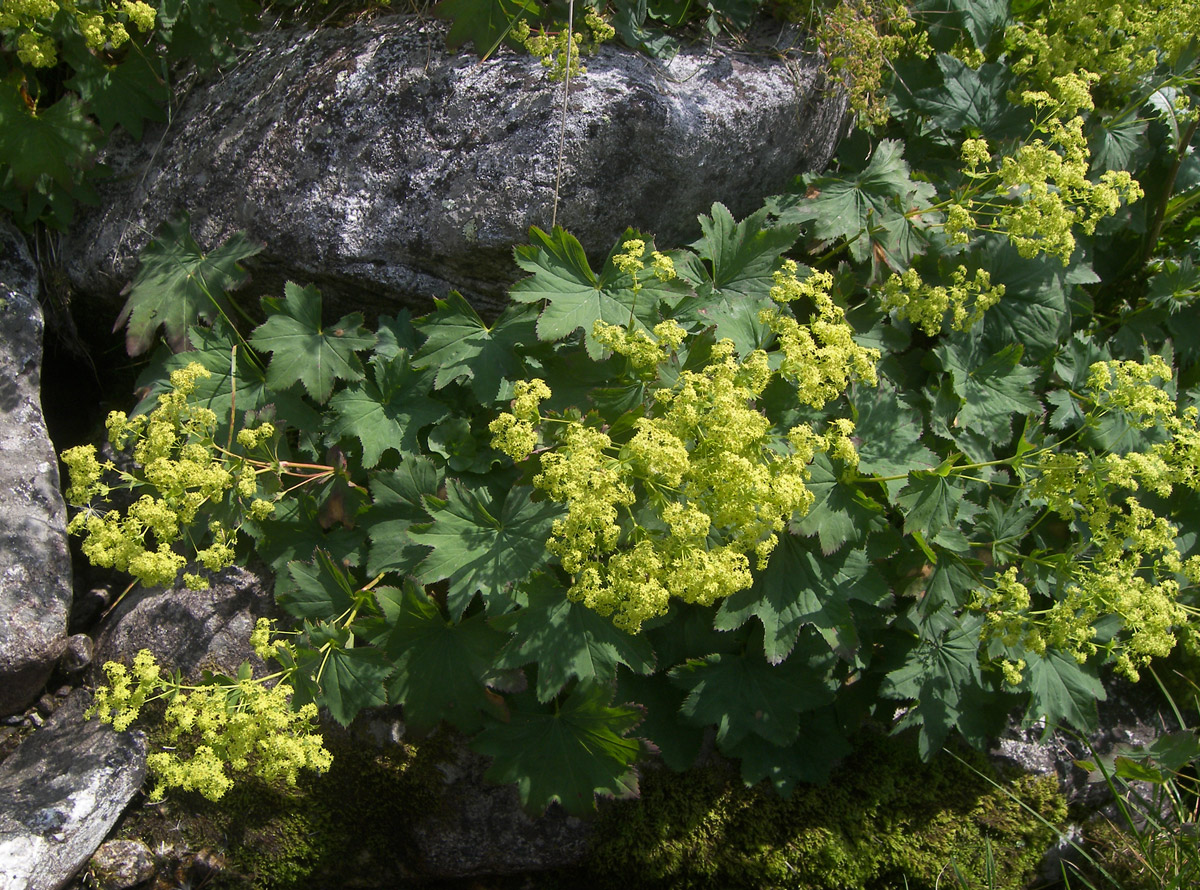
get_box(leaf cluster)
[67,0,1200,826]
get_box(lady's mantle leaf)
[367,582,508,734]
[365,458,443,577]
[782,139,937,271]
[933,339,1040,443]
[690,202,800,300]
[280,549,357,620]
[316,645,391,727]
[328,353,447,467]
[251,282,376,403]
[494,574,656,701]
[412,293,538,402]
[408,483,563,619]
[1022,649,1104,733]
[471,684,645,817]
[114,216,262,356]
[510,226,683,358]
[0,75,99,190]
[880,615,984,759]
[896,471,966,541]
[669,640,836,748]
[715,535,890,665]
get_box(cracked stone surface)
[63,16,847,322]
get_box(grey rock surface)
[87,839,155,890]
[0,690,146,890]
[63,16,847,321]
[94,564,277,679]
[0,218,72,717]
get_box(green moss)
[571,731,1067,890]
[113,718,457,889]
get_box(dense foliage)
[54,0,1200,841]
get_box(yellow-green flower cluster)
[513,10,613,82]
[88,646,332,802]
[1,0,157,69]
[497,324,862,632]
[594,319,686,378]
[880,265,1006,336]
[609,239,676,296]
[1007,356,1200,679]
[62,362,281,591]
[86,649,161,731]
[489,378,552,462]
[947,73,1143,265]
[813,0,928,128]
[761,260,880,406]
[1005,0,1200,89]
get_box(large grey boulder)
[63,16,847,321]
[0,690,146,890]
[0,219,72,717]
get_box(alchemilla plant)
[60,5,1200,872]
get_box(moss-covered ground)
[97,721,1068,890]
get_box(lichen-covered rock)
[87,839,155,890]
[0,690,146,890]
[93,564,277,679]
[62,16,847,321]
[0,217,72,717]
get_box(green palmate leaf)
[251,282,376,403]
[941,0,1010,49]
[316,644,391,727]
[471,684,645,817]
[896,471,966,542]
[906,558,978,637]
[365,458,443,577]
[852,379,939,494]
[412,293,539,403]
[434,0,538,56]
[1022,649,1104,733]
[137,324,321,442]
[726,707,851,793]
[716,534,890,665]
[975,236,1069,361]
[252,489,368,575]
[494,574,656,702]
[934,338,1040,444]
[511,226,684,358]
[781,139,937,272]
[63,48,169,139]
[881,615,984,759]
[1089,115,1149,173]
[908,56,1018,136]
[280,550,358,620]
[616,668,706,772]
[114,216,261,356]
[670,639,836,748]
[0,75,100,191]
[794,454,888,554]
[368,582,508,734]
[327,352,447,467]
[691,202,801,299]
[408,482,562,619]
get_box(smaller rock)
[94,564,277,679]
[35,693,57,717]
[59,634,95,675]
[0,689,146,890]
[90,839,156,889]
